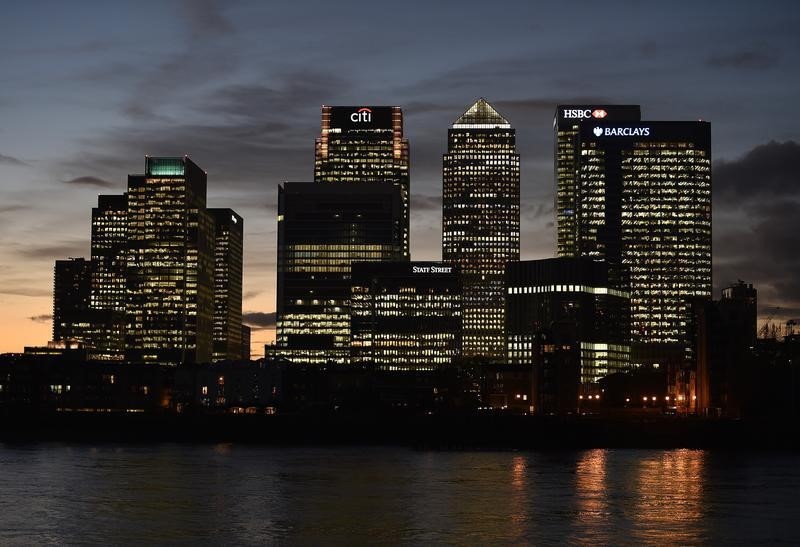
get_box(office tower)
[506,257,631,393]
[241,325,251,361]
[52,257,92,343]
[209,208,244,362]
[314,106,410,258]
[276,182,404,365]
[442,98,519,361]
[125,157,214,365]
[90,194,127,312]
[554,105,641,257]
[89,194,127,360]
[577,121,712,366]
[350,261,462,369]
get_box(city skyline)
[2,1,800,356]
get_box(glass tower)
[576,121,712,366]
[276,182,404,365]
[125,156,214,365]
[554,105,641,257]
[442,98,520,361]
[314,106,410,258]
[209,208,244,362]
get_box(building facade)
[209,208,244,362]
[576,121,712,366]
[350,261,462,369]
[125,157,214,365]
[442,98,520,361]
[506,257,631,393]
[276,182,405,365]
[314,106,410,258]
[554,105,641,257]
[53,257,92,343]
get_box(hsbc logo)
[350,107,372,123]
[563,108,609,120]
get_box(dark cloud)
[714,141,800,319]
[62,175,116,188]
[28,314,52,324]
[243,290,264,300]
[0,205,30,214]
[182,0,234,37]
[707,47,779,70]
[715,141,800,202]
[15,239,88,260]
[0,153,28,167]
[242,311,276,330]
[412,194,442,212]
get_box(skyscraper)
[276,182,404,364]
[314,106,410,258]
[53,257,92,343]
[442,98,520,361]
[125,157,214,365]
[554,105,641,257]
[209,208,244,362]
[91,194,127,313]
[576,121,712,366]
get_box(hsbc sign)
[563,108,608,120]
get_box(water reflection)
[2,445,796,544]
[631,449,707,544]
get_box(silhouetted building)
[506,257,631,394]
[53,257,92,343]
[275,182,404,365]
[690,281,758,417]
[209,208,244,362]
[350,261,462,369]
[125,157,214,365]
[314,105,410,258]
[576,121,712,367]
[554,105,641,257]
[442,98,520,361]
[241,325,251,361]
[532,321,582,415]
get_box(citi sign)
[593,126,651,137]
[563,108,608,120]
[350,107,372,123]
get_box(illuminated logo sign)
[232,215,238,224]
[563,108,610,120]
[412,265,453,274]
[350,107,372,123]
[593,126,651,137]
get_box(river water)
[0,444,797,544]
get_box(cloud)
[15,239,88,260]
[707,47,779,70]
[62,175,116,188]
[713,141,800,319]
[715,141,800,202]
[28,314,52,324]
[0,153,28,167]
[412,194,442,212]
[242,311,276,329]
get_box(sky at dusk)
[1,0,799,356]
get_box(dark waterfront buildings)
[52,257,92,343]
[506,257,631,394]
[209,209,244,362]
[125,157,215,365]
[275,183,405,365]
[554,105,641,257]
[442,98,520,361]
[350,261,462,369]
[314,106,410,258]
[576,121,712,367]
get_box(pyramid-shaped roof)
[453,98,511,128]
